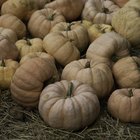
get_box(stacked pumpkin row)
[0,0,140,131]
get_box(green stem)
[66,82,74,98]
[128,89,133,97]
[48,13,56,20]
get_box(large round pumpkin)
[108,88,140,123]
[10,57,59,107]
[61,59,114,98]
[39,80,100,130]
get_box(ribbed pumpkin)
[10,57,59,107]
[39,80,100,130]
[61,59,114,98]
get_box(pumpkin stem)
[128,89,133,97]
[102,7,110,14]
[66,82,73,98]
[85,61,90,68]
[1,59,5,67]
[48,13,56,20]
[66,23,75,31]
[26,39,32,46]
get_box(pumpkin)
[111,6,140,48]
[15,38,44,58]
[82,0,120,24]
[112,0,129,7]
[43,32,80,66]
[28,8,66,39]
[124,0,140,9]
[20,52,55,65]
[0,59,19,89]
[0,14,26,39]
[39,80,100,130]
[86,32,130,68]
[0,35,19,60]
[10,57,59,107]
[50,22,89,52]
[108,88,140,123]
[113,56,140,88]
[1,0,38,21]
[0,27,17,43]
[45,0,84,21]
[61,59,114,98]
[88,24,113,43]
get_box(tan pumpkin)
[86,32,130,68]
[112,0,129,7]
[39,80,100,130]
[82,0,120,24]
[0,59,19,89]
[108,88,140,123]
[51,22,89,52]
[1,0,38,21]
[43,32,80,66]
[45,0,84,21]
[16,38,44,58]
[10,57,59,107]
[61,59,114,98]
[28,8,66,39]
[112,3,140,48]
[0,27,17,43]
[19,52,55,65]
[113,56,140,88]
[0,14,26,39]
[88,24,113,42]
[0,35,19,60]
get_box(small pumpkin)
[10,57,59,108]
[0,14,26,39]
[43,32,80,66]
[113,56,140,88]
[86,32,130,68]
[16,38,44,58]
[108,88,140,123]
[39,80,100,130]
[0,59,19,89]
[28,8,66,39]
[61,59,114,98]
[82,0,120,24]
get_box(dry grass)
[0,89,140,140]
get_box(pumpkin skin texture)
[86,32,130,68]
[45,0,84,21]
[35,0,52,9]
[1,0,38,21]
[50,22,89,52]
[10,57,59,108]
[15,38,44,58]
[111,6,140,48]
[0,59,19,89]
[0,27,17,43]
[20,52,55,65]
[38,80,100,131]
[113,56,140,88]
[108,88,140,123]
[0,14,26,39]
[28,8,66,39]
[82,0,120,24]
[112,0,129,7]
[0,35,19,60]
[61,59,114,98]
[43,32,80,66]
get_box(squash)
[61,59,114,98]
[39,80,100,130]
[45,0,84,21]
[86,32,130,68]
[15,38,44,58]
[10,57,59,108]
[51,22,89,52]
[28,8,66,39]
[0,59,19,89]
[112,0,129,7]
[82,0,120,24]
[113,56,140,88]
[108,88,140,123]
[0,14,26,39]
[0,35,19,60]
[43,32,80,66]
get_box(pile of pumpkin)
[0,0,140,131]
